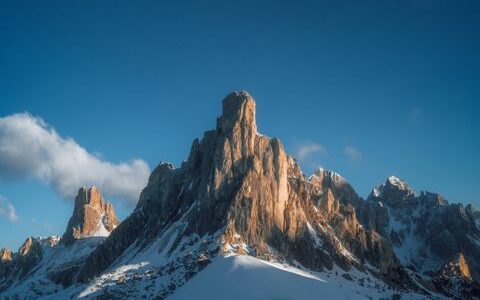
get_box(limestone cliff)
[62,186,119,244]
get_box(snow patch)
[306,222,323,248]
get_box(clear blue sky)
[1,0,479,250]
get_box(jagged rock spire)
[216,91,257,159]
[217,91,256,134]
[0,247,12,277]
[204,91,261,194]
[62,186,119,244]
[17,237,43,277]
[0,248,12,262]
[370,176,415,208]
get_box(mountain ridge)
[1,91,479,299]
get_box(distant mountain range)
[1,92,479,299]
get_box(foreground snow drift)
[170,255,423,300]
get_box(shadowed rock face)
[367,175,480,298]
[62,186,119,244]
[0,237,44,287]
[17,237,43,277]
[78,91,412,291]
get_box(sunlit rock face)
[0,248,13,277]
[62,186,119,244]
[78,91,412,294]
[432,253,480,298]
[0,248,12,262]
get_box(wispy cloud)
[344,145,362,162]
[295,141,327,162]
[0,113,150,206]
[0,196,19,222]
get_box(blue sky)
[0,0,479,250]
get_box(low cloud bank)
[0,113,150,206]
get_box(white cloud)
[344,145,362,162]
[295,141,327,161]
[0,113,150,206]
[0,196,18,222]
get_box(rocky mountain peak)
[0,248,12,262]
[419,191,449,206]
[370,176,415,207]
[386,176,413,192]
[218,91,256,133]
[19,237,39,256]
[17,237,43,277]
[311,167,347,186]
[62,186,119,244]
[78,91,414,292]
[310,167,359,205]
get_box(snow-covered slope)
[1,237,105,299]
[170,255,427,300]
[0,187,119,299]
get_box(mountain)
[0,187,118,299]
[1,91,479,299]
[63,186,119,244]
[367,177,480,298]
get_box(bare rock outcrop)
[17,237,43,277]
[0,239,43,291]
[62,186,119,244]
[0,248,12,277]
[439,253,472,280]
[0,248,12,262]
[433,253,480,298]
